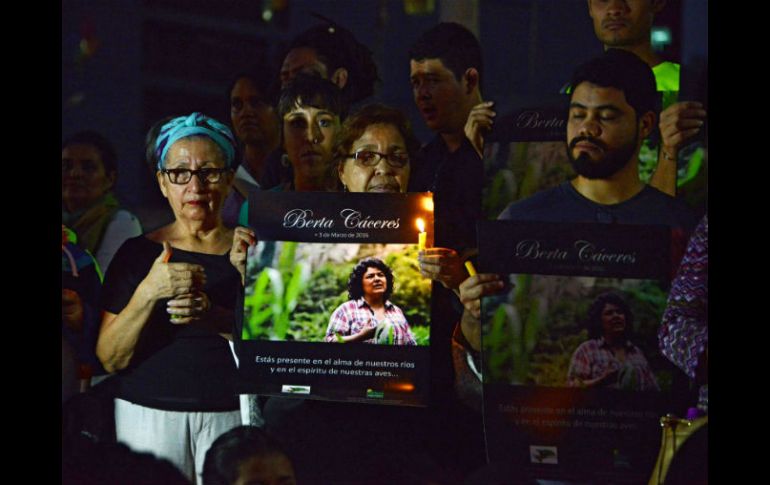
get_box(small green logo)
[366,388,384,399]
[281,385,310,395]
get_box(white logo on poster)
[281,385,311,395]
[530,445,558,464]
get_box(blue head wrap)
[154,112,237,170]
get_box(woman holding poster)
[325,257,416,345]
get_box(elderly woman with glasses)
[333,103,418,193]
[96,113,248,484]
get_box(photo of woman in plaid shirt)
[325,257,416,345]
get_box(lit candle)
[416,218,426,250]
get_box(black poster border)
[478,221,674,482]
[238,191,435,408]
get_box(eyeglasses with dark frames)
[160,168,230,185]
[346,150,410,168]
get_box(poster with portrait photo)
[237,191,434,407]
[477,220,690,483]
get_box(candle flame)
[416,218,425,232]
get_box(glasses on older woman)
[346,150,409,168]
[161,168,230,185]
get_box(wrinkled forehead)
[165,136,227,166]
[362,265,389,280]
[353,123,406,147]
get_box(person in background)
[408,22,494,251]
[277,74,347,192]
[62,131,143,271]
[234,72,349,228]
[586,0,707,196]
[221,69,283,226]
[62,225,106,390]
[279,20,379,105]
[262,19,380,187]
[202,426,296,485]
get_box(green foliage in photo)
[244,243,431,346]
[482,275,673,390]
[242,241,311,340]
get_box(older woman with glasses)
[96,113,246,484]
[333,103,418,193]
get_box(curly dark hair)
[584,291,633,340]
[347,257,394,301]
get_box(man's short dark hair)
[408,22,483,81]
[347,257,394,301]
[202,426,291,485]
[568,49,658,117]
[289,22,380,103]
[584,291,634,340]
[62,131,118,177]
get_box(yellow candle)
[416,218,426,250]
[464,261,477,277]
